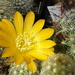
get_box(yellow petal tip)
[2,54,7,58]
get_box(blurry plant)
[40,54,75,75]
[11,0,35,15]
[52,8,75,60]
[0,0,35,21]
[8,62,39,75]
[0,0,15,20]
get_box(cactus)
[0,0,16,21]
[7,54,75,75]
[8,62,30,75]
[8,61,39,75]
[0,0,35,20]
[40,54,75,75]
[53,9,75,60]
[11,0,35,15]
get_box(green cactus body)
[40,54,75,75]
[0,0,35,20]
[0,0,16,21]
[8,62,31,75]
[8,61,39,75]
[11,0,35,15]
[54,9,75,60]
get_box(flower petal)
[24,55,35,63]
[24,11,35,32]
[47,47,54,51]
[27,61,37,73]
[2,19,14,29]
[0,22,13,38]
[34,28,54,41]
[0,38,12,47]
[0,30,15,45]
[37,40,56,48]
[14,11,23,35]
[2,48,16,57]
[26,50,48,60]
[30,19,45,36]
[2,19,16,38]
[37,48,55,55]
[24,55,37,73]
[14,53,24,65]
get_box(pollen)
[15,32,36,53]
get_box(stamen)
[15,32,36,53]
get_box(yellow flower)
[0,11,56,73]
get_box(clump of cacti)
[0,0,35,21]
[12,0,35,15]
[40,54,75,75]
[53,9,75,60]
[8,62,30,75]
[0,0,16,21]
[8,61,39,75]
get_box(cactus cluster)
[0,0,16,21]
[54,9,75,60]
[2,8,75,75]
[8,54,75,75]
[0,0,35,21]
[40,54,75,75]
[11,0,35,15]
[8,61,39,75]
[1,1,75,75]
[8,62,30,75]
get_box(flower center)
[15,32,36,53]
